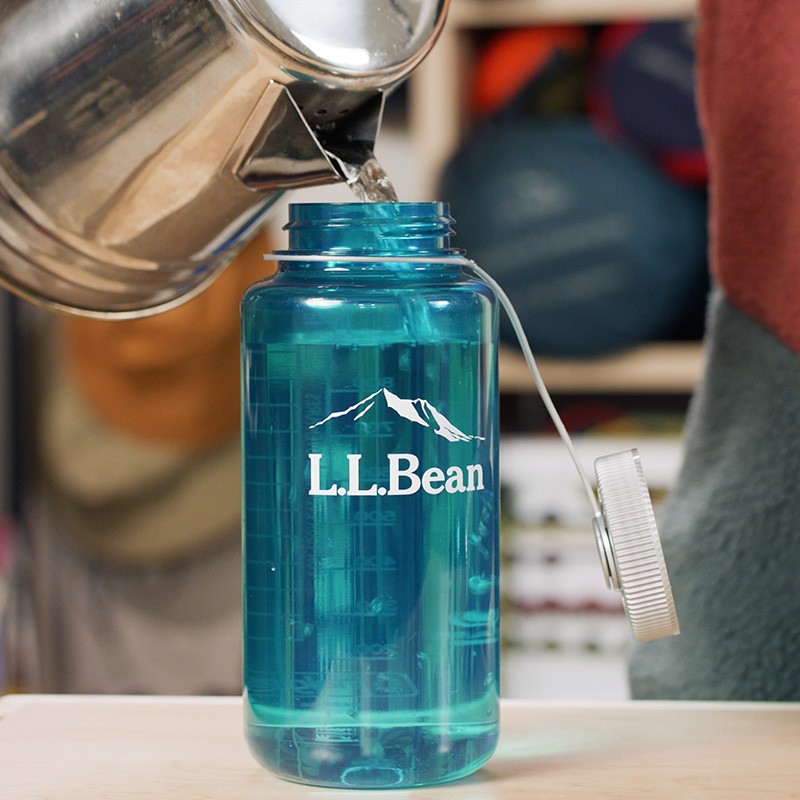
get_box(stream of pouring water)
[339,155,399,202]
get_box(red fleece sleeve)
[698,0,800,354]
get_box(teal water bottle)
[241,202,499,788]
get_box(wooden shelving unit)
[499,341,704,395]
[449,0,697,27]
[409,0,699,198]
[409,0,704,399]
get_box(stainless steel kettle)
[0,0,449,316]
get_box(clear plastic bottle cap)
[594,449,680,642]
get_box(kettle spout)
[316,93,397,201]
[231,82,385,192]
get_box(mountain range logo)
[309,387,484,443]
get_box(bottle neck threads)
[282,202,457,256]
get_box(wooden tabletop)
[1,695,798,798]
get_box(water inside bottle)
[243,337,499,787]
[243,190,500,788]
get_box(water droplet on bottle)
[368,595,390,615]
[289,619,314,641]
[468,575,492,594]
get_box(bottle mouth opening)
[282,202,457,256]
[285,201,451,223]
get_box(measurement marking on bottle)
[314,727,358,743]
[293,671,418,700]
[318,555,398,570]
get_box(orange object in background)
[470,26,589,117]
[64,228,274,451]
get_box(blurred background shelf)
[410,0,699,198]
[499,341,704,395]
[449,0,697,26]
